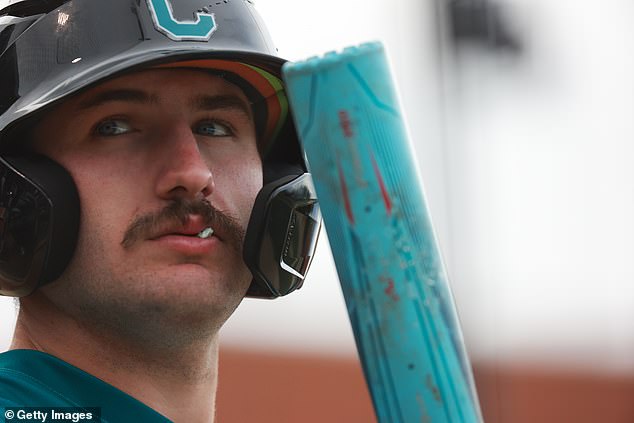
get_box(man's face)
[30,68,262,343]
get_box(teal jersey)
[0,349,171,422]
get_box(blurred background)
[2,0,633,421]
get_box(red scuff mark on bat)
[338,110,354,138]
[337,160,355,225]
[384,278,400,301]
[370,152,393,216]
[425,374,443,403]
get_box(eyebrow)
[76,89,252,119]
[77,89,158,110]
[192,94,253,119]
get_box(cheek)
[215,154,262,223]
[241,155,264,197]
[62,156,144,244]
[29,134,144,256]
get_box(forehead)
[63,68,251,109]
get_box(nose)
[154,123,214,201]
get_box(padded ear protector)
[243,164,321,298]
[0,155,80,297]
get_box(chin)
[45,262,251,345]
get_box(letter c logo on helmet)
[146,0,217,41]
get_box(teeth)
[197,227,214,239]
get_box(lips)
[145,217,220,256]
[149,215,217,241]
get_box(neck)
[11,292,219,423]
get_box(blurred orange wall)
[217,348,634,423]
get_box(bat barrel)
[283,42,482,423]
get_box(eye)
[195,121,233,137]
[94,119,132,136]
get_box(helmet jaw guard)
[244,171,321,298]
[0,0,321,298]
[0,155,79,297]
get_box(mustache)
[121,199,245,252]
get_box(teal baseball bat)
[282,42,482,423]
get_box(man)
[0,0,320,421]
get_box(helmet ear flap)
[0,155,79,297]
[243,163,321,298]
